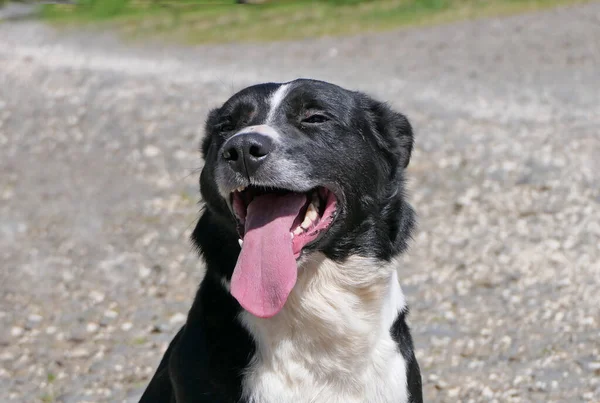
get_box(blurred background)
[0,0,598,402]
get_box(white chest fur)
[237,253,409,403]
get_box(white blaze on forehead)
[266,84,290,124]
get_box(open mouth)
[231,185,337,259]
[226,185,337,318]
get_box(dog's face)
[196,79,414,317]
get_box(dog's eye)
[302,113,329,125]
[216,118,235,133]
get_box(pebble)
[27,314,42,323]
[169,313,186,325]
[143,145,161,157]
[104,310,118,319]
[69,348,90,359]
[10,327,24,337]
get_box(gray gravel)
[1,3,599,402]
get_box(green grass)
[131,336,148,345]
[46,372,56,383]
[40,393,54,403]
[42,0,590,44]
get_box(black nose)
[221,132,274,177]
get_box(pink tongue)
[230,192,307,318]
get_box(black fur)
[391,309,423,403]
[140,79,422,403]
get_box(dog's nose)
[221,132,274,177]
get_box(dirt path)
[1,3,599,402]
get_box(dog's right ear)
[201,108,221,159]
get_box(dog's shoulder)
[141,273,255,403]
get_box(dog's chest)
[238,255,409,403]
[241,338,408,403]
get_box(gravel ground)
[1,3,599,402]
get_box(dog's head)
[194,79,414,317]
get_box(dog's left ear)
[201,107,221,159]
[367,100,414,170]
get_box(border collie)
[140,79,423,403]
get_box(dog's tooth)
[236,186,246,192]
[306,203,318,221]
[300,203,318,229]
[300,215,313,230]
[290,232,294,239]
[238,239,243,247]
[293,226,304,235]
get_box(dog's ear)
[363,99,416,256]
[201,108,221,159]
[367,100,414,170]
[191,208,239,278]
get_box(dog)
[140,79,423,403]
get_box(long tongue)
[230,192,307,318]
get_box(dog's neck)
[238,253,407,400]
